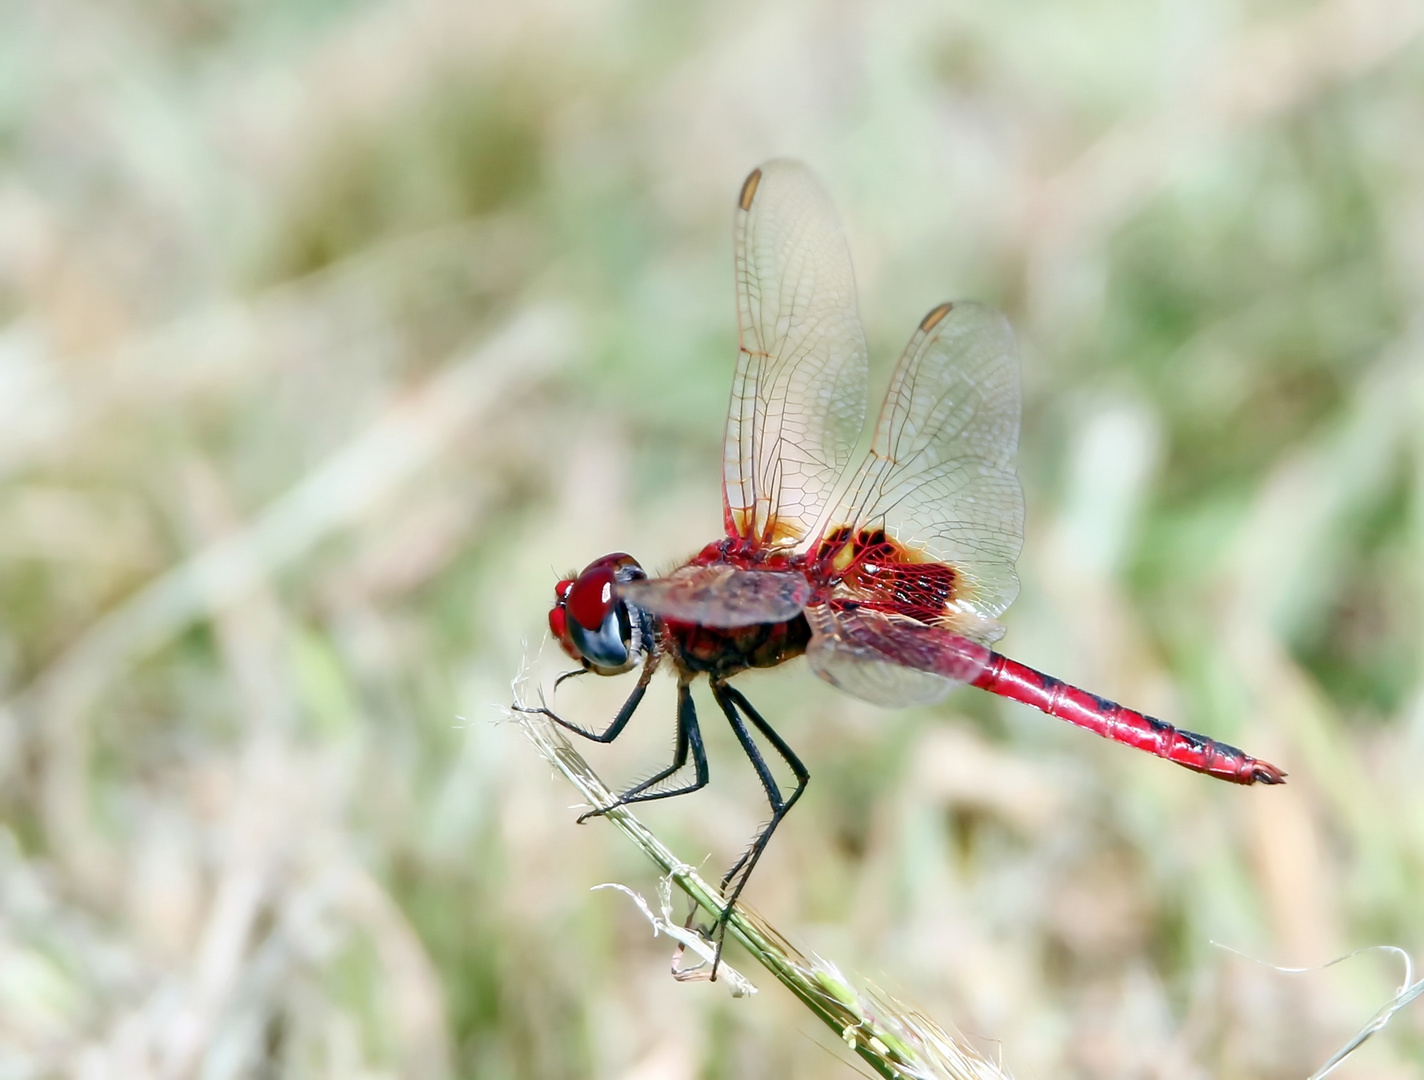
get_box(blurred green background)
[1,0,1422,1076]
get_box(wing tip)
[738,167,763,211]
[919,302,954,332]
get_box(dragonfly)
[528,159,1285,972]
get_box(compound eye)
[566,598,631,670]
[567,565,617,631]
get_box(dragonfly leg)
[707,680,809,976]
[553,666,590,692]
[514,654,656,743]
[579,677,709,822]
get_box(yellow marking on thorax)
[762,514,803,546]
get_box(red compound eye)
[567,565,617,630]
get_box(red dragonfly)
[531,159,1284,965]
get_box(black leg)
[715,682,809,892]
[706,680,808,976]
[514,656,656,743]
[553,666,589,692]
[580,677,709,821]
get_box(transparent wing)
[822,301,1024,624]
[618,565,813,627]
[724,160,869,548]
[805,601,992,708]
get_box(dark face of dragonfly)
[549,553,649,674]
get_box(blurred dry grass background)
[1,0,1422,1076]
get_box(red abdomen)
[971,653,1286,785]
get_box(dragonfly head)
[548,553,651,675]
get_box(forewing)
[826,301,1024,623]
[618,565,813,628]
[805,601,992,708]
[724,160,869,548]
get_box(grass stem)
[505,658,1011,1080]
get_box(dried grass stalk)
[503,653,1011,1080]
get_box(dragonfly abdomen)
[972,653,1286,785]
